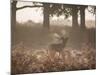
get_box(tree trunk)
[43,3,50,29]
[11,1,17,45]
[80,6,86,29]
[72,6,78,28]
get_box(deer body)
[48,36,69,61]
[49,37,68,52]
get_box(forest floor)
[11,23,96,74]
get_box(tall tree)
[43,3,50,29]
[80,6,87,29]
[11,1,17,28]
[11,0,17,45]
[79,5,95,29]
[71,6,79,28]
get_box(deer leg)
[61,51,66,63]
[49,50,56,62]
[58,52,62,59]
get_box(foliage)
[11,41,96,74]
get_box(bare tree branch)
[16,5,43,10]
[87,8,95,15]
